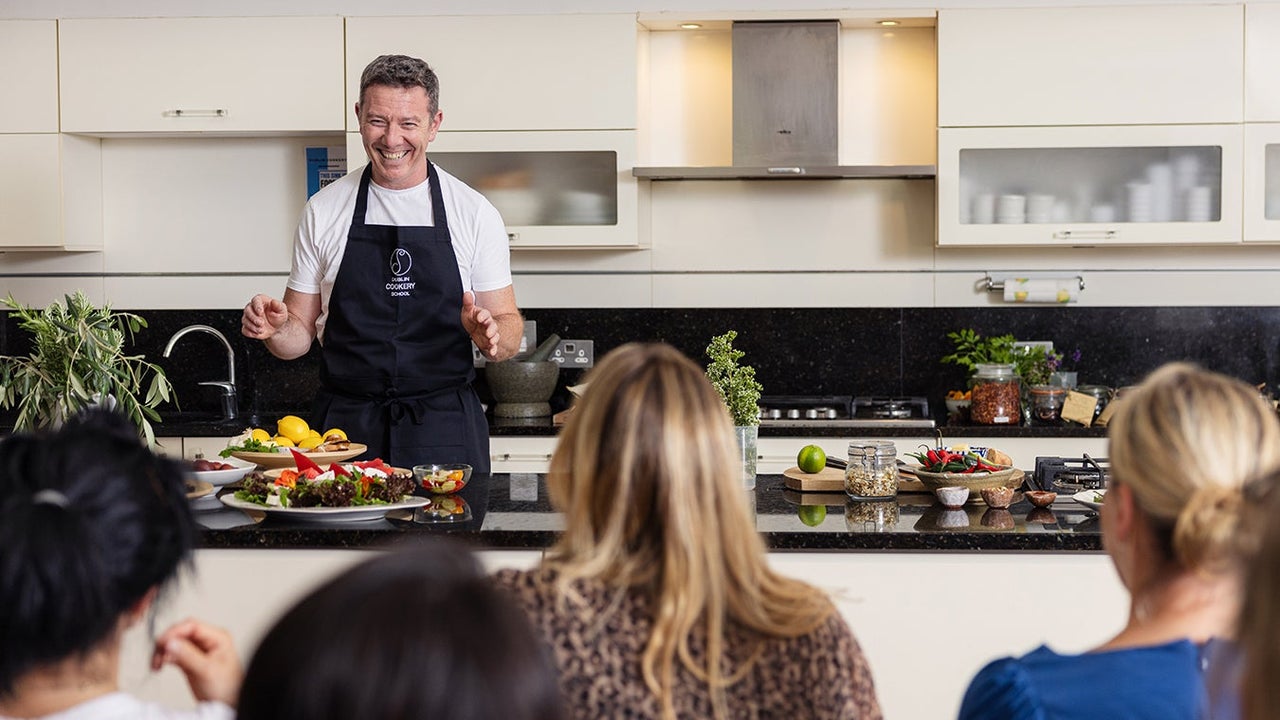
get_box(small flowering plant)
[1053,348,1083,372]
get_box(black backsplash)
[7,306,1279,426]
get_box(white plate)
[218,492,429,523]
[186,456,256,486]
[1072,489,1107,511]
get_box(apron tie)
[384,395,424,425]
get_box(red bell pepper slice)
[290,449,323,474]
[328,462,353,478]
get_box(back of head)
[360,54,440,114]
[1108,362,1280,572]
[0,408,195,695]
[237,540,563,720]
[1239,468,1280,720]
[547,342,761,587]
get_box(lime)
[797,504,827,527]
[797,444,827,474]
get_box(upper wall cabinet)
[59,17,345,134]
[1246,4,1280,122]
[938,5,1243,127]
[345,15,637,132]
[0,20,58,133]
[0,135,102,251]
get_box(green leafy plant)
[0,292,173,445]
[941,329,1062,385]
[705,330,763,427]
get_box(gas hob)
[757,395,936,429]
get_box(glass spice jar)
[969,363,1021,425]
[845,440,899,500]
[1029,384,1066,425]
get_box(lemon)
[322,428,348,441]
[306,429,322,441]
[276,415,311,444]
[797,444,827,474]
[297,435,324,450]
[273,435,296,448]
[797,504,827,527]
[249,428,272,442]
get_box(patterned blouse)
[493,567,882,720]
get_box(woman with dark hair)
[236,541,564,720]
[494,342,881,720]
[0,409,241,719]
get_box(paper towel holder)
[983,273,1085,294]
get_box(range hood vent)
[634,19,935,181]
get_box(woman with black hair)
[236,541,564,720]
[0,409,241,719]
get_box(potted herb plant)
[705,330,763,489]
[0,292,173,445]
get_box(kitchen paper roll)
[1003,278,1079,304]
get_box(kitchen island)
[145,473,1123,720]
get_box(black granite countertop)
[195,474,1103,553]
[153,411,1109,440]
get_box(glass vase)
[734,425,759,490]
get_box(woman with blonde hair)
[1237,467,1280,720]
[960,362,1280,719]
[493,342,881,720]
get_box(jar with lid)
[1075,384,1113,423]
[845,440,898,500]
[969,363,1021,425]
[1029,385,1066,425]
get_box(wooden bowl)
[910,465,1023,496]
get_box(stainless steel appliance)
[1032,455,1109,494]
[757,395,935,429]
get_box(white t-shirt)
[286,161,513,344]
[0,692,234,720]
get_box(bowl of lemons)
[225,417,364,469]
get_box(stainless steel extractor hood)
[634,20,935,181]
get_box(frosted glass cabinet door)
[938,5,1243,127]
[937,125,1242,247]
[347,130,642,249]
[1244,124,1280,243]
[59,17,345,133]
[345,15,637,132]
[0,20,57,133]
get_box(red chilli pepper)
[926,449,940,465]
[290,448,323,473]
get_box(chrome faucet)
[163,324,238,420]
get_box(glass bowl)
[413,463,472,494]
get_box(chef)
[242,54,522,473]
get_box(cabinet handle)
[162,109,228,118]
[767,167,805,175]
[1052,229,1116,241]
[491,453,553,462]
[507,232,520,243]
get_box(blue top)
[958,639,1240,720]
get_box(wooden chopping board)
[782,466,931,493]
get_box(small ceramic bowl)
[980,486,1015,509]
[1025,490,1057,508]
[413,463,473,495]
[933,485,971,509]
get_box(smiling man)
[241,54,522,472]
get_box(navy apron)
[312,162,490,473]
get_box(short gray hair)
[359,54,439,115]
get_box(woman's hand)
[152,618,243,707]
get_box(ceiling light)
[680,23,702,30]
[877,20,900,27]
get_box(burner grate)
[1033,455,1110,494]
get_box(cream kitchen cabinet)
[938,5,1242,128]
[490,436,556,473]
[0,134,102,251]
[345,14,636,132]
[59,17,344,134]
[0,20,58,133]
[937,124,1243,247]
[1245,3,1280,122]
[1244,124,1280,243]
[349,129,644,249]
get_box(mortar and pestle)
[485,334,561,418]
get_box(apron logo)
[387,248,416,298]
